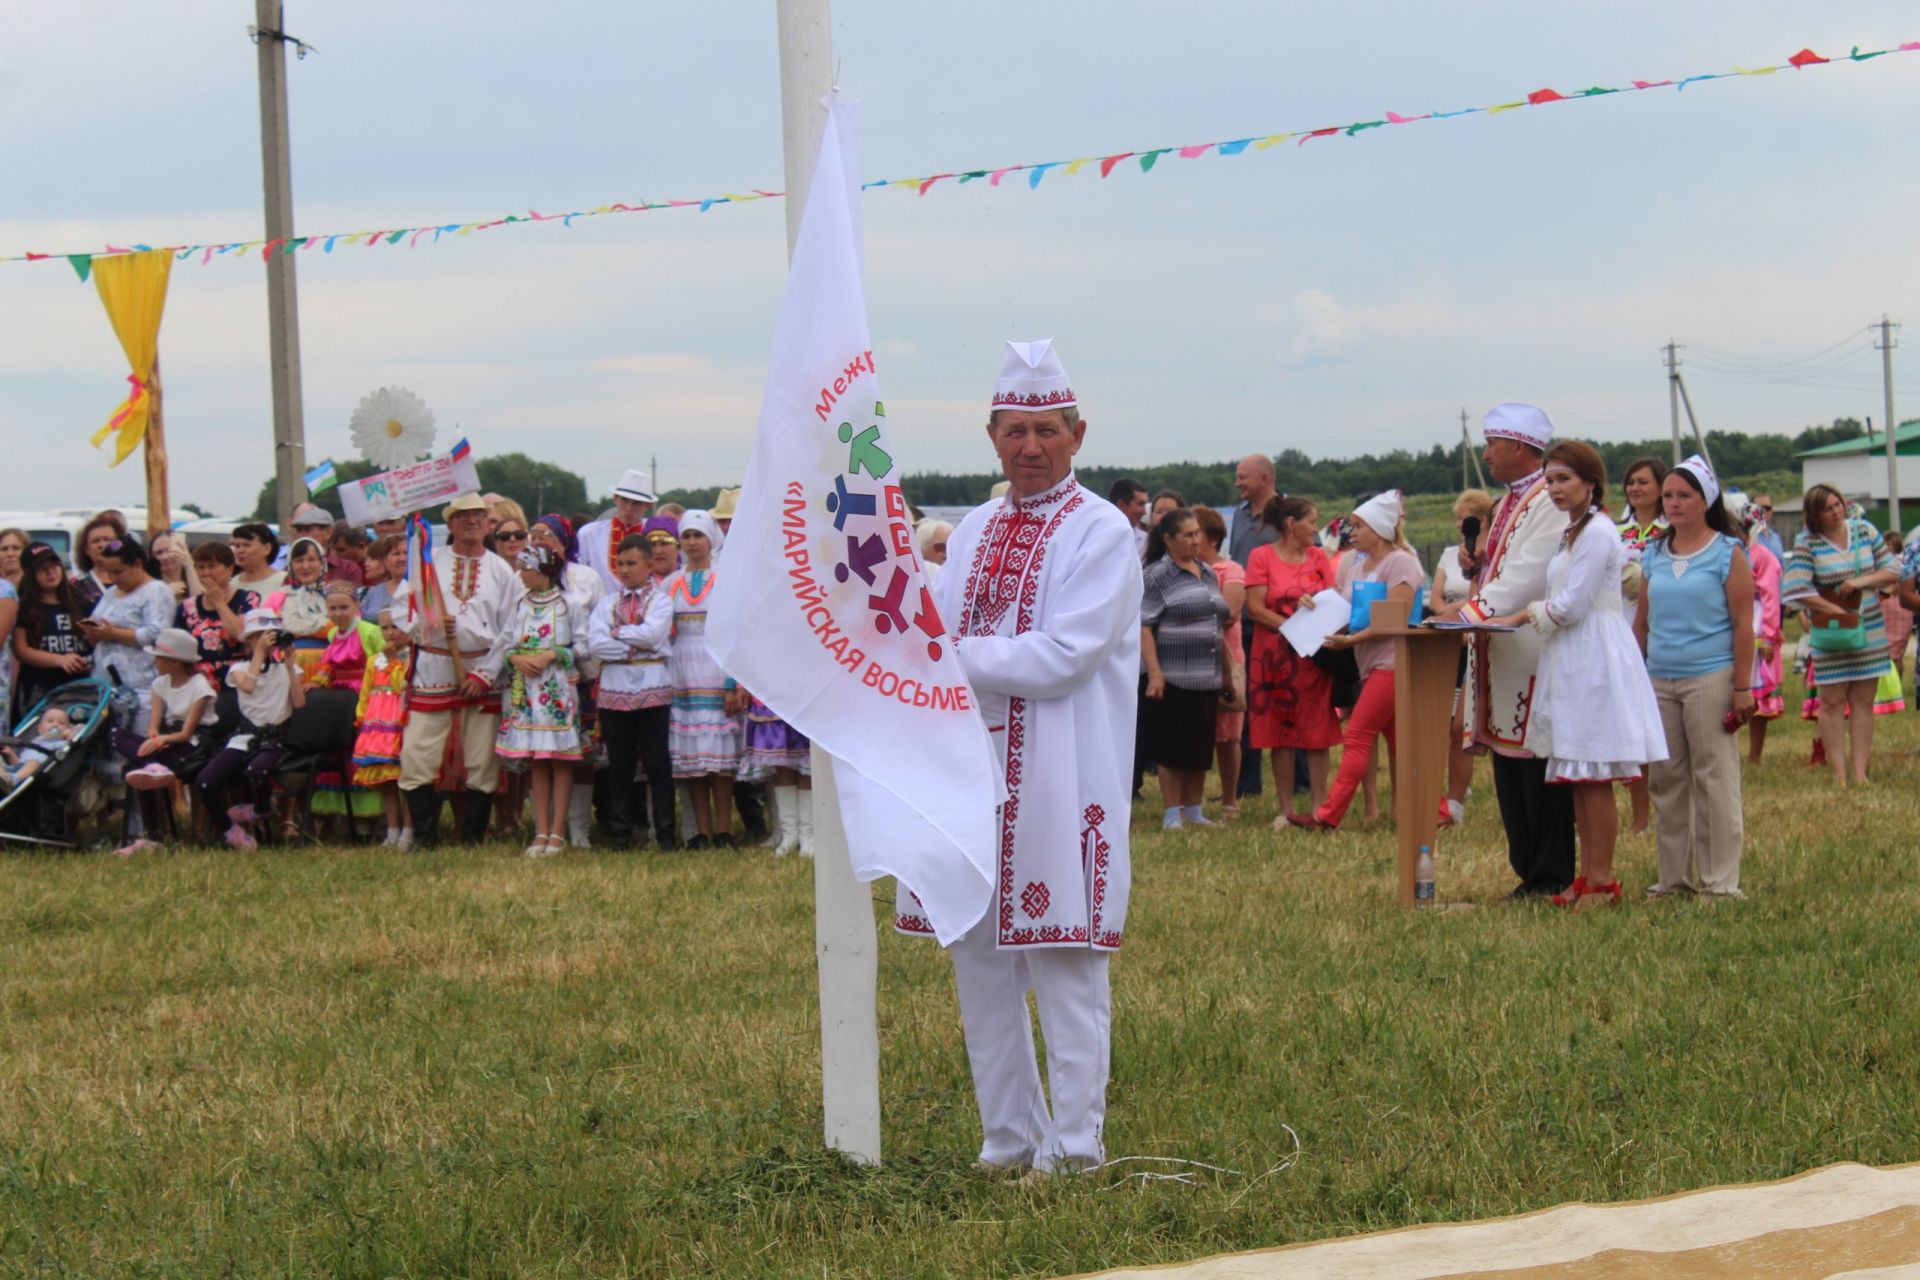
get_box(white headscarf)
[679,509,725,558]
[1674,454,1720,508]
[1351,489,1405,542]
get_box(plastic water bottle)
[1414,844,1436,906]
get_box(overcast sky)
[3,1,1917,515]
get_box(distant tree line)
[881,418,1870,510]
[262,419,1873,522]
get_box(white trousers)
[949,922,1112,1172]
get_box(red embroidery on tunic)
[1020,881,1050,918]
[1083,803,1120,949]
[982,482,1111,948]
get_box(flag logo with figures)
[709,96,998,946]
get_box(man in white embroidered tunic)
[896,339,1142,1174]
[389,491,521,845]
[1440,403,1576,896]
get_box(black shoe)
[653,829,680,852]
[460,789,494,845]
[712,832,736,849]
[734,783,768,841]
[403,788,441,848]
[686,834,711,851]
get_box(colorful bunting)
[4,39,1913,270]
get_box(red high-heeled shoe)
[1550,876,1590,907]
[1576,879,1623,909]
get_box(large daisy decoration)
[349,386,437,470]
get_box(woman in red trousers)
[1286,490,1425,832]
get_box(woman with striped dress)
[1783,485,1898,786]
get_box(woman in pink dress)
[1244,496,1341,822]
[1737,496,1785,764]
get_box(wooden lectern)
[1365,599,1465,904]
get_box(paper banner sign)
[338,444,481,525]
[5,39,1915,269]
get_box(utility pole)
[254,0,307,529]
[1673,371,1713,471]
[1460,408,1468,489]
[1664,341,1683,465]
[775,0,881,1168]
[650,452,658,500]
[1459,408,1486,489]
[1876,315,1901,531]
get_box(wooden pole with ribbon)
[143,357,170,541]
[87,249,174,533]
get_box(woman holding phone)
[85,535,175,736]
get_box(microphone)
[1460,515,1483,577]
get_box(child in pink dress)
[353,610,413,848]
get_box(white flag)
[708,98,998,945]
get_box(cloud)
[1270,289,1362,368]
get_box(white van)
[0,507,206,569]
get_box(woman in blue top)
[1633,456,1753,900]
[1782,483,1898,787]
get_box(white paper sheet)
[1278,589,1351,657]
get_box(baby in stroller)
[0,706,77,792]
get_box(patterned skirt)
[351,685,406,787]
[741,699,810,779]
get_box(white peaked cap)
[991,339,1077,412]
[1353,489,1405,538]
[1483,402,1556,449]
[613,469,657,503]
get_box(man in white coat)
[388,491,521,846]
[896,339,1142,1175]
[578,470,657,594]
[1443,403,1576,896]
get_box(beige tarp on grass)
[1082,1162,1920,1279]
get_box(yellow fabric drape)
[88,249,172,466]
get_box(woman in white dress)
[666,511,745,849]
[1485,441,1667,909]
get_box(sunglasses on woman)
[496,530,529,543]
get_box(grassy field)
[4,688,1918,1279]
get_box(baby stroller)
[0,679,117,849]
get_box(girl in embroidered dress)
[267,537,332,689]
[740,693,812,856]
[353,610,413,848]
[667,511,744,849]
[532,514,606,848]
[309,583,386,831]
[492,545,584,857]
[1485,442,1667,908]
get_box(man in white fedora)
[388,491,520,845]
[896,338,1142,1176]
[579,470,657,595]
[1440,403,1576,897]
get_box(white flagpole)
[775,0,882,1167]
